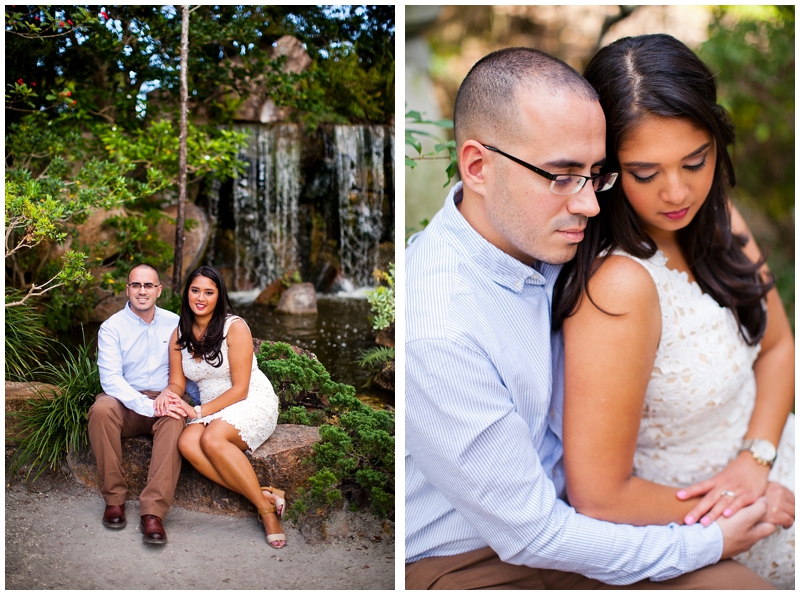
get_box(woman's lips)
[663,207,689,220]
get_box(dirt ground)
[5,465,396,590]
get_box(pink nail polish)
[701,517,710,526]
[677,490,687,499]
[724,509,732,517]
[685,515,695,525]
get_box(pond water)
[231,294,393,409]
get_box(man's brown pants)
[405,546,776,590]
[87,393,184,519]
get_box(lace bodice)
[181,316,261,402]
[614,249,794,588]
[616,250,762,485]
[182,315,279,451]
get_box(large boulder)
[66,424,321,517]
[156,202,211,286]
[276,282,318,315]
[5,382,58,446]
[234,36,313,123]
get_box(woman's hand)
[168,396,195,419]
[677,452,771,526]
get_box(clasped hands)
[153,389,193,419]
[676,452,794,530]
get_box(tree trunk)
[172,5,190,291]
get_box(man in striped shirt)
[405,47,775,589]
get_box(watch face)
[753,440,777,462]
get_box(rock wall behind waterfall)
[202,123,394,292]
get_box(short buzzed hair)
[128,263,161,284]
[454,47,598,151]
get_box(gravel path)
[5,466,396,590]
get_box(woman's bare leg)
[199,419,285,546]
[178,423,235,491]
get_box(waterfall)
[335,125,386,287]
[232,124,301,291]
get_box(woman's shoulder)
[223,315,252,341]
[584,253,660,314]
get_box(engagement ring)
[720,490,736,497]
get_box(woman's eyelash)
[685,158,707,172]
[632,172,656,184]
[630,157,708,184]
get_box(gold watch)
[739,438,777,467]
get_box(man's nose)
[567,181,600,218]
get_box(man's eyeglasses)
[480,144,618,195]
[127,282,160,290]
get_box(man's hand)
[717,497,775,559]
[763,482,794,529]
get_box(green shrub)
[367,263,394,331]
[258,341,395,520]
[10,333,101,479]
[5,291,53,381]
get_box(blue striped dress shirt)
[405,182,723,584]
[98,302,198,416]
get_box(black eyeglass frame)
[480,143,618,194]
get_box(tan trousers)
[87,393,184,519]
[405,546,776,590]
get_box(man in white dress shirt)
[405,47,776,589]
[88,263,188,545]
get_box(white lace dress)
[615,249,794,589]
[183,315,279,451]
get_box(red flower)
[67,20,73,25]
[31,82,36,86]
[34,16,39,21]
[66,90,71,97]
[100,11,108,19]
[59,21,65,27]
[17,78,23,84]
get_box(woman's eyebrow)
[622,142,711,168]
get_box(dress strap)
[224,314,248,333]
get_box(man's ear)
[459,141,489,196]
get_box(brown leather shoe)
[141,514,167,545]
[102,504,126,530]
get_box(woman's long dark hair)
[553,34,773,345]
[177,266,236,367]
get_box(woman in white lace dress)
[161,266,286,549]
[554,35,794,587]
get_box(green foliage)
[5,291,53,381]
[277,405,324,426]
[5,6,393,129]
[698,7,794,223]
[405,110,457,186]
[358,347,395,371]
[281,270,303,288]
[9,334,102,479]
[257,341,394,519]
[158,287,183,316]
[698,7,794,328]
[367,263,395,331]
[257,341,356,410]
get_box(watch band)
[194,405,202,420]
[739,438,776,467]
